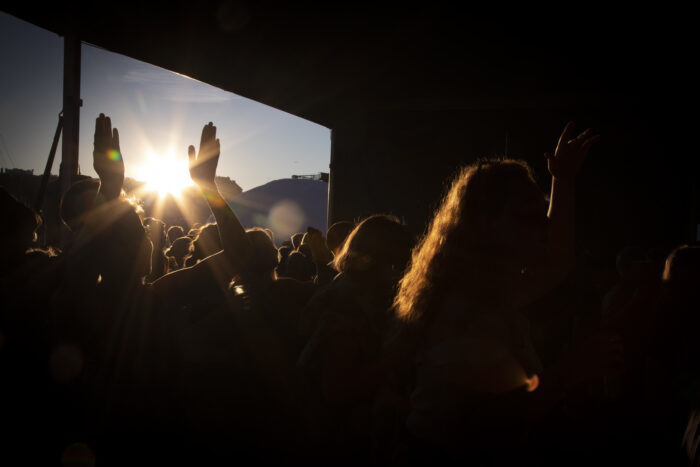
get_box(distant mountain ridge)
[0,171,328,246]
[230,178,328,244]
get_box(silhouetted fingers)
[570,129,591,145]
[581,134,601,152]
[558,121,576,148]
[105,116,112,138]
[112,128,120,151]
[200,122,215,150]
[199,126,208,151]
[96,114,110,145]
[577,128,593,140]
[188,145,196,166]
[95,114,103,138]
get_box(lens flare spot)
[524,374,539,392]
[107,150,122,162]
[268,200,305,240]
[62,442,96,467]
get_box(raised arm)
[93,113,124,202]
[188,122,251,273]
[519,121,600,304]
[55,114,128,324]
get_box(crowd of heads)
[0,118,698,466]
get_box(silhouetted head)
[191,223,221,260]
[394,159,548,325]
[0,186,41,267]
[286,250,314,282]
[333,214,413,284]
[291,233,304,249]
[101,200,153,285]
[143,217,167,248]
[244,228,279,281]
[278,245,292,261]
[167,225,185,245]
[165,236,193,269]
[277,245,292,276]
[657,245,700,363]
[60,177,100,232]
[326,221,355,255]
[662,245,700,285]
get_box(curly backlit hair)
[392,158,538,328]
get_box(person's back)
[407,286,543,458]
[296,272,397,461]
[296,214,414,462]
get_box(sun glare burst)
[136,150,193,197]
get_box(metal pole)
[59,33,81,246]
[34,112,63,212]
[60,33,81,198]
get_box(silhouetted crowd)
[1,115,698,466]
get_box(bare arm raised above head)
[188,122,251,274]
[519,121,600,305]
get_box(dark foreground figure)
[0,117,698,466]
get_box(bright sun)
[135,151,194,197]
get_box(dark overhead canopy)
[2,2,690,127]
[2,2,697,249]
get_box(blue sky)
[0,11,331,191]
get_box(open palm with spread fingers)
[186,121,253,271]
[545,121,600,182]
[93,113,125,199]
[188,122,220,190]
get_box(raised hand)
[186,122,252,272]
[545,121,600,182]
[188,122,220,190]
[93,113,124,199]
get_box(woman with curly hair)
[388,123,622,463]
